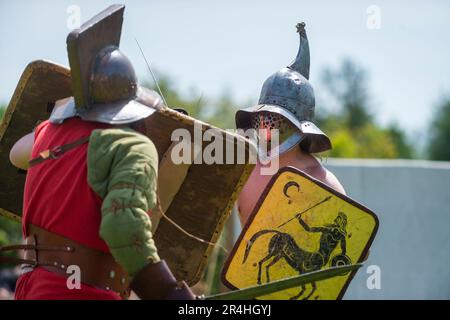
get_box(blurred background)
[0,0,449,299]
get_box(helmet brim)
[235,104,332,153]
[50,86,162,125]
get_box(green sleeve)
[87,127,160,278]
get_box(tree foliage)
[321,59,373,130]
[144,73,238,129]
[0,218,20,247]
[317,59,414,159]
[427,97,450,160]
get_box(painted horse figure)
[242,212,348,300]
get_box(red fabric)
[15,267,121,300]
[15,118,120,300]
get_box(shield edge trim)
[221,166,379,300]
[0,208,22,224]
[0,60,70,223]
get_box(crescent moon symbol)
[283,181,300,198]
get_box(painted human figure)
[297,212,348,270]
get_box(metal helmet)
[236,22,331,153]
[50,4,163,125]
[90,45,138,106]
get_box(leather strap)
[28,136,90,168]
[0,225,130,298]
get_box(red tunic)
[14,118,120,300]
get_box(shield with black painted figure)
[0,60,72,222]
[222,166,378,300]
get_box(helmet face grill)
[251,112,283,130]
[250,112,303,159]
[251,112,298,138]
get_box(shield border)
[0,60,71,142]
[0,60,72,219]
[221,166,379,299]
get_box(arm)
[88,127,160,276]
[9,132,34,170]
[297,216,325,233]
[87,127,194,299]
[340,235,347,256]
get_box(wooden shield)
[222,166,378,299]
[0,60,72,222]
[0,60,255,285]
[144,108,255,284]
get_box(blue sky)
[1,0,449,137]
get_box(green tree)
[427,97,450,160]
[0,217,21,247]
[321,58,373,130]
[144,73,237,129]
[386,123,415,159]
[327,129,358,158]
[318,59,415,159]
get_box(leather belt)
[0,225,130,298]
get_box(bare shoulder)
[304,160,346,195]
[9,132,35,170]
[322,168,346,195]
[291,153,347,195]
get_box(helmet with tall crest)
[235,22,331,154]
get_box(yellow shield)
[222,166,378,300]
